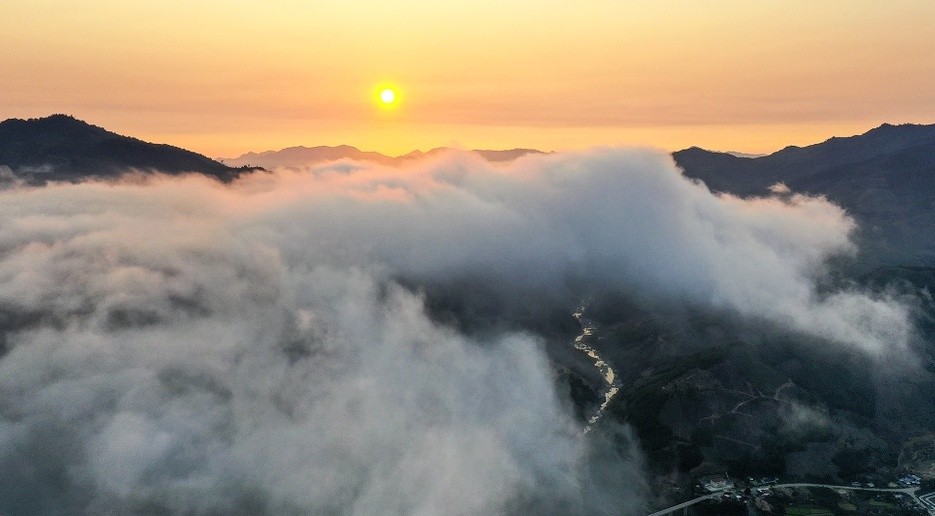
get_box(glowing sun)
[374,84,400,110]
[379,88,396,104]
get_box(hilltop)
[675,123,935,267]
[0,115,256,183]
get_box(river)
[573,305,621,433]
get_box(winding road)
[648,482,933,516]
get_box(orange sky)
[1,1,933,157]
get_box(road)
[648,482,932,516]
[647,493,719,516]
[920,490,935,514]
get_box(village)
[650,472,935,515]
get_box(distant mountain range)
[220,145,545,169]
[0,115,254,184]
[0,115,544,182]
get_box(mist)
[0,148,914,514]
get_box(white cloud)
[0,148,913,513]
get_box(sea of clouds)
[0,148,913,514]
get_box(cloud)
[0,148,914,513]
[225,149,908,353]
[768,182,792,195]
[779,403,831,437]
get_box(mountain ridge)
[673,122,935,267]
[0,114,257,184]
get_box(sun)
[373,83,400,110]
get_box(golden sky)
[2,1,933,157]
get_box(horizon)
[215,119,935,159]
[3,1,934,157]
[7,113,931,162]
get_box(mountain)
[597,124,935,503]
[674,123,935,267]
[222,145,399,168]
[221,145,544,169]
[585,278,935,496]
[0,115,256,184]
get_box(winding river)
[573,306,621,433]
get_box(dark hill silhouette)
[0,115,256,183]
[674,123,935,195]
[674,123,935,267]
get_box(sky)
[2,0,934,157]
